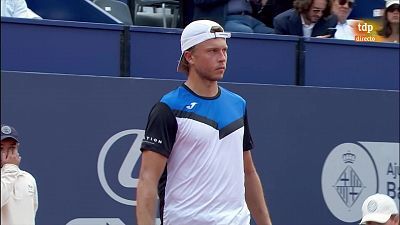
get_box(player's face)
[189,38,228,82]
[306,0,327,23]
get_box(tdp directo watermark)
[354,20,380,42]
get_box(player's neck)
[185,77,219,98]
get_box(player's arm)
[136,150,167,225]
[136,102,177,225]
[244,150,272,225]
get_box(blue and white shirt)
[141,84,253,225]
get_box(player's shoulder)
[160,85,194,109]
[220,86,246,104]
[160,86,182,103]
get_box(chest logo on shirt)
[185,102,198,110]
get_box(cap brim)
[360,213,391,224]
[1,135,19,142]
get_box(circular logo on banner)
[97,129,144,206]
[321,143,378,223]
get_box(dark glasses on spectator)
[338,0,354,8]
[387,4,399,12]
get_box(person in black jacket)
[273,0,338,37]
[192,0,274,33]
[255,0,294,28]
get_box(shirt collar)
[301,15,315,28]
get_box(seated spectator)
[360,193,399,225]
[192,0,274,34]
[377,0,399,43]
[331,0,358,40]
[273,0,338,37]
[1,0,42,19]
[256,0,294,28]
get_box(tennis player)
[136,20,272,225]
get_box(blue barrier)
[1,17,123,76]
[129,26,182,80]
[130,26,299,85]
[303,38,400,90]
[1,18,399,89]
[1,71,399,225]
[226,33,298,85]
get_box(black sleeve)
[140,102,177,158]
[243,107,254,151]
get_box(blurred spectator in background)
[1,124,39,225]
[180,0,194,27]
[256,0,294,28]
[273,0,338,37]
[1,0,42,19]
[192,0,274,34]
[360,193,399,225]
[377,0,399,43]
[331,0,357,40]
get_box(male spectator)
[1,124,39,225]
[273,0,338,37]
[192,0,274,34]
[1,0,42,19]
[360,193,399,225]
[331,0,357,40]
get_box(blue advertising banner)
[1,71,399,225]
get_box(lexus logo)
[97,129,144,206]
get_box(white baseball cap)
[177,20,231,73]
[386,0,399,8]
[360,194,399,224]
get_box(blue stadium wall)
[2,17,399,90]
[1,71,399,225]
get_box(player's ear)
[184,51,194,65]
